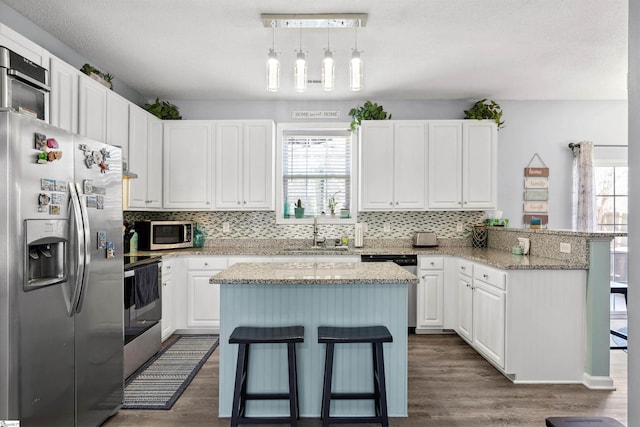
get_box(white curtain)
[571,141,596,230]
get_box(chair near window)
[610,281,627,350]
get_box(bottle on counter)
[130,231,138,252]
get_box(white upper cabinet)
[105,90,130,165]
[0,23,49,67]
[428,120,497,210]
[360,121,427,211]
[78,74,108,142]
[214,120,275,210]
[49,56,79,133]
[163,121,214,210]
[126,105,162,210]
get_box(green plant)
[80,63,113,88]
[348,100,392,132]
[144,98,182,120]
[103,73,113,83]
[296,199,303,208]
[327,191,341,212]
[464,99,505,129]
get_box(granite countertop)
[210,261,419,285]
[131,245,587,270]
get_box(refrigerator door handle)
[68,182,86,317]
[74,182,91,314]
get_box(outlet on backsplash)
[560,242,571,254]
[222,222,231,233]
[383,223,391,233]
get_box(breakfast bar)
[210,261,417,419]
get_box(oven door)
[124,262,162,345]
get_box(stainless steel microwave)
[135,221,194,250]
[0,46,50,121]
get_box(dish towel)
[134,264,159,308]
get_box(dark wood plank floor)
[103,334,627,426]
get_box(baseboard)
[583,373,616,390]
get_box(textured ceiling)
[2,0,628,101]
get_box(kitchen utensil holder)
[472,225,488,248]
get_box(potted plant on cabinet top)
[144,98,182,120]
[294,199,305,218]
[80,63,113,90]
[463,99,505,129]
[348,100,392,132]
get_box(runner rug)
[122,335,219,410]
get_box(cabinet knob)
[167,266,171,270]
[389,202,393,206]
[206,201,210,204]
[421,274,428,279]
[204,262,209,266]
[483,274,489,279]
[430,262,435,266]
[461,266,466,270]
[396,202,399,205]
[237,201,241,205]
[243,201,246,204]
[163,282,167,286]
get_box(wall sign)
[292,111,340,119]
[523,153,549,228]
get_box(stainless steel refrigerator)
[0,111,124,426]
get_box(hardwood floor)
[103,334,627,427]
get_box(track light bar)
[262,13,368,29]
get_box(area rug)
[122,335,219,410]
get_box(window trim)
[275,122,358,225]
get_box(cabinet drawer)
[187,257,227,270]
[458,259,473,277]
[474,264,506,290]
[162,263,173,276]
[419,257,444,270]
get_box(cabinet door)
[215,122,243,209]
[463,121,497,210]
[457,273,473,342]
[417,270,444,329]
[428,121,462,209]
[163,122,213,209]
[187,271,221,328]
[78,75,107,142]
[243,121,274,209]
[146,115,163,208]
[473,280,506,368]
[106,91,130,165]
[360,122,394,210]
[161,261,174,341]
[127,106,149,209]
[49,57,78,133]
[394,122,427,209]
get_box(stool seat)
[230,326,304,344]
[229,325,304,427]
[318,325,393,344]
[546,416,625,426]
[318,325,392,427]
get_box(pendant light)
[266,21,280,92]
[350,26,363,91]
[321,28,335,91]
[294,28,307,92]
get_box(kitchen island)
[210,261,418,419]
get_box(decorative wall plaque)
[523,153,549,227]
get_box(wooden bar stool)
[229,326,304,427]
[317,325,393,427]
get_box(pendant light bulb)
[350,49,363,91]
[266,49,280,92]
[322,49,335,91]
[294,50,307,92]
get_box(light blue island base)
[218,282,408,418]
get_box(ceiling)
[3,0,628,101]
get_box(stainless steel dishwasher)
[360,254,418,333]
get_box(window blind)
[282,130,352,217]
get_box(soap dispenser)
[517,237,530,255]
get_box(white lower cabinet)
[416,256,444,332]
[161,259,174,341]
[185,257,227,331]
[457,268,474,342]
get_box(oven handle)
[124,270,135,278]
[7,69,51,92]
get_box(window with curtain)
[279,126,354,221]
[594,146,628,286]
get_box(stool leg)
[372,342,381,417]
[231,343,248,427]
[321,343,335,427]
[287,342,299,427]
[374,342,389,427]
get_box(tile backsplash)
[124,210,485,242]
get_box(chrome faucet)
[312,217,325,247]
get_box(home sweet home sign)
[523,154,549,228]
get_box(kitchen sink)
[282,246,350,253]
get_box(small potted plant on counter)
[294,199,305,218]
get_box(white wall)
[172,99,628,229]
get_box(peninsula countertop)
[210,261,419,285]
